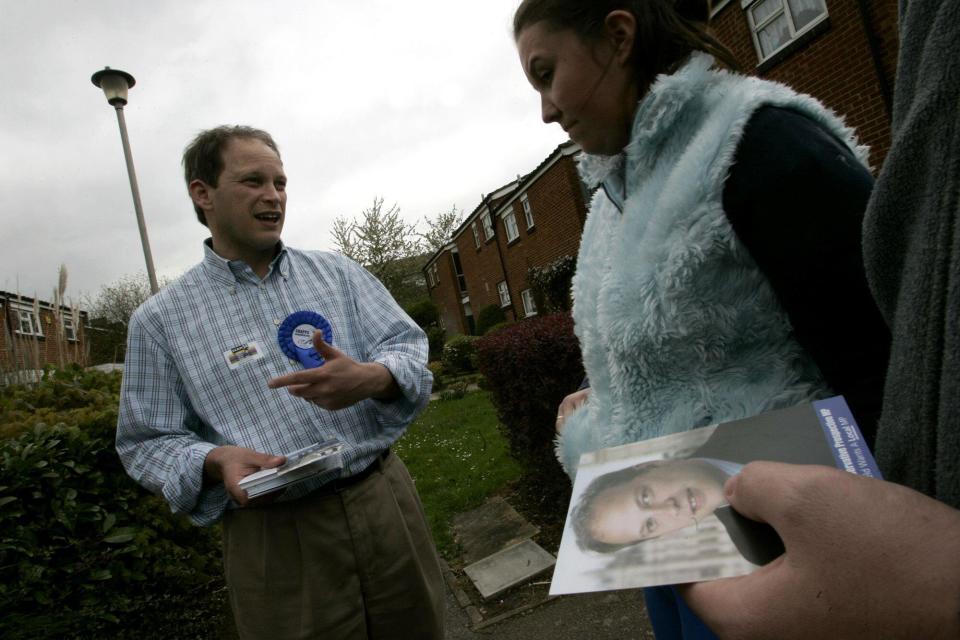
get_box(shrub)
[427,361,445,391]
[441,335,479,375]
[475,313,584,503]
[0,368,225,639]
[483,321,514,336]
[474,304,506,337]
[527,255,577,313]
[425,326,446,363]
[405,298,440,329]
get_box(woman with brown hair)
[513,1,890,637]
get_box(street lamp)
[90,66,159,295]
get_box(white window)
[13,304,43,337]
[471,222,481,248]
[432,263,439,286]
[744,0,828,63]
[481,211,495,241]
[521,193,535,228]
[503,210,520,243]
[497,281,511,308]
[521,289,537,317]
[63,315,78,341]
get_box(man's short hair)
[182,125,280,226]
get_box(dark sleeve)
[722,106,890,446]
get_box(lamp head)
[91,67,136,106]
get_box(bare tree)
[420,205,463,253]
[85,273,163,327]
[332,197,423,297]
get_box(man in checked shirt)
[116,125,443,639]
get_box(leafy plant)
[474,304,506,336]
[441,335,479,375]
[527,254,577,313]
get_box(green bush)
[441,335,479,375]
[527,255,576,313]
[426,326,446,363]
[483,321,514,336]
[475,313,584,506]
[427,361,445,391]
[405,298,440,329]
[474,304,506,336]
[0,367,225,639]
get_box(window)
[471,222,481,248]
[431,263,439,287]
[63,315,78,341]
[481,211,495,241]
[744,0,827,63]
[497,281,511,308]
[503,210,520,243]
[427,267,435,287]
[13,304,43,337]
[521,289,537,317]
[521,193,535,228]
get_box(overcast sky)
[0,0,566,305]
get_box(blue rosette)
[277,311,334,369]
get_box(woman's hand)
[556,388,590,434]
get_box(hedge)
[475,313,584,503]
[0,367,226,639]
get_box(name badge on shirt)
[224,341,265,370]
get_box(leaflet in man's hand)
[550,395,880,595]
[238,439,345,499]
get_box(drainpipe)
[855,0,893,119]
[485,194,517,321]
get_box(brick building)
[425,142,586,335]
[711,0,898,167]
[1,291,88,378]
[426,0,898,336]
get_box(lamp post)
[90,66,159,295]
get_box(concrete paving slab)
[463,539,556,600]
[452,496,540,564]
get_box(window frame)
[743,0,829,65]
[481,211,495,241]
[521,289,538,317]
[471,222,481,249]
[12,303,44,337]
[503,209,520,243]
[520,193,535,229]
[496,281,511,308]
[63,314,78,341]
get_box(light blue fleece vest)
[558,53,870,476]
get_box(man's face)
[587,460,728,546]
[200,137,287,265]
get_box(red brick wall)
[496,154,587,318]
[711,0,899,169]
[1,302,88,372]
[425,150,589,335]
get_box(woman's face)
[586,460,728,545]
[517,20,638,155]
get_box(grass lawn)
[394,390,520,558]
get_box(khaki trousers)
[222,451,445,640]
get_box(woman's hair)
[513,0,739,94]
[571,460,667,553]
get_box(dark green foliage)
[483,321,514,336]
[474,304,506,337]
[475,313,584,507]
[426,326,447,363]
[441,335,479,375]
[0,367,226,639]
[405,298,440,329]
[527,254,577,313]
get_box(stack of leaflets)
[238,439,345,499]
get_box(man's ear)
[604,10,636,65]
[188,179,213,215]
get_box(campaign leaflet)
[238,439,345,499]
[550,396,880,595]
